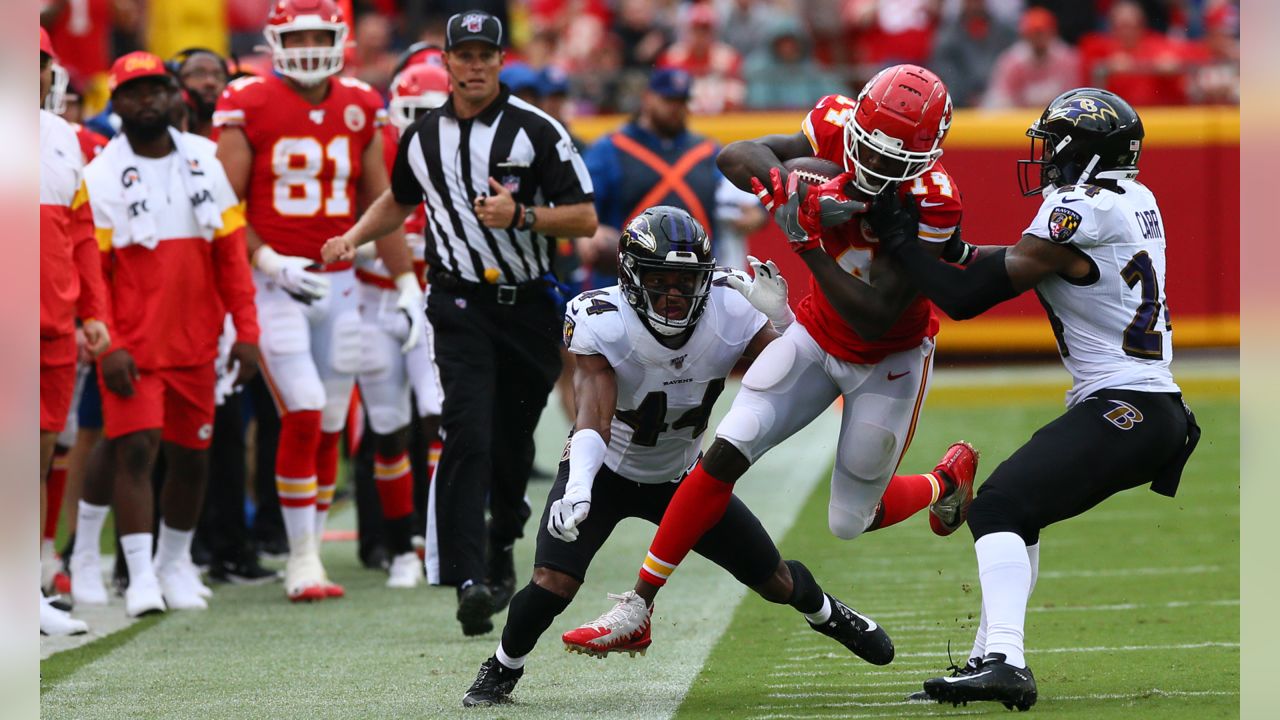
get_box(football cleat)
[40,593,88,636]
[386,552,423,589]
[808,593,894,665]
[908,655,979,701]
[457,582,495,636]
[461,656,523,707]
[562,590,652,658]
[124,576,167,618]
[930,441,979,536]
[156,564,208,611]
[284,536,328,603]
[922,653,1037,711]
[69,551,109,606]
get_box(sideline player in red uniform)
[214,0,423,602]
[40,26,110,637]
[563,65,979,656]
[353,60,449,588]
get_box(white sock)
[495,643,526,670]
[972,542,1039,660]
[803,594,832,625]
[281,503,317,547]
[314,508,329,541]
[120,533,156,586]
[73,501,109,562]
[975,532,1032,669]
[154,523,194,572]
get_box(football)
[781,156,873,205]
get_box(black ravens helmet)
[1018,88,1144,196]
[617,206,716,339]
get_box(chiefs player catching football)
[563,65,979,659]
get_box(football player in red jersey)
[354,61,450,589]
[214,0,423,602]
[563,65,979,658]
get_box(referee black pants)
[427,285,562,586]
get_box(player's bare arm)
[547,352,616,542]
[797,239,943,340]
[358,130,414,277]
[870,194,1091,320]
[571,353,617,441]
[741,323,781,361]
[718,131,814,193]
[215,126,267,256]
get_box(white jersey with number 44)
[563,271,768,484]
[1023,179,1181,407]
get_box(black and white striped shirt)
[391,85,594,285]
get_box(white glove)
[548,429,606,542]
[725,255,795,332]
[254,245,329,303]
[394,272,425,352]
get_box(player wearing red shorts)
[68,52,260,618]
[564,65,980,657]
[214,0,422,601]
[40,27,110,637]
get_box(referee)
[325,10,597,636]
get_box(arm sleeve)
[390,124,426,206]
[71,183,111,326]
[890,242,1019,321]
[536,119,594,206]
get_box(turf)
[675,394,1239,720]
[39,381,1238,720]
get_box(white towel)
[100,127,223,249]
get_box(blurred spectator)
[929,0,1018,107]
[350,12,400,93]
[614,0,672,69]
[538,66,587,151]
[715,0,790,60]
[1187,1,1239,104]
[579,68,722,284]
[1079,0,1193,105]
[533,0,610,71]
[983,7,1081,109]
[501,62,543,105]
[940,0,1024,26]
[656,3,746,114]
[147,0,229,59]
[42,0,143,114]
[744,17,845,110]
[842,0,941,69]
[1025,1,1097,44]
[172,49,230,139]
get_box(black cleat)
[487,542,516,613]
[808,593,894,665]
[908,655,979,701]
[462,656,523,707]
[457,582,495,636]
[208,552,281,585]
[922,653,1037,711]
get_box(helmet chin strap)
[1076,154,1100,184]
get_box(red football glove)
[750,167,823,253]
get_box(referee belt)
[428,268,545,306]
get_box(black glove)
[941,224,977,265]
[865,184,919,256]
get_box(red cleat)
[322,580,345,599]
[562,591,653,658]
[930,441,979,537]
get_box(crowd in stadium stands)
[43,0,1240,123]
[38,0,1237,638]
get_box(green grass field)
[40,372,1238,720]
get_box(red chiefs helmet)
[389,64,451,131]
[263,0,348,86]
[844,64,953,194]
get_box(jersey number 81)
[271,136,352,217]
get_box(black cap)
[446,11,503,51]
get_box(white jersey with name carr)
[564,271,768,484]
[1022,179,1180,407]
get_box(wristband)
[509,202,523,230]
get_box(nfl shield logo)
[501,175,520,193]
[463,13,485,32]
[671,354,687,369]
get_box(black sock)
[386,515,414,555]
[784,560,824,616]
[499,581,573,659]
